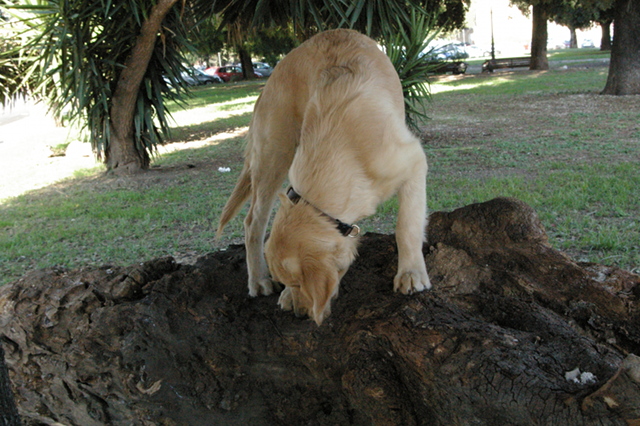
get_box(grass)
[547,47,611,61]
[163,82,262,143]
[423,64,638,270]
[1,60,639,286]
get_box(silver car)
[252,62,274,77]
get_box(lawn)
[1,59,638,286]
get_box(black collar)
[286,187,360,237]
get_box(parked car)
[205,65,242,82]
[581,39,595,48]
[251,62,274,77]
[419,49,467,75]
[427,61,467,75]
[204,65,261,82]
[434,43,469,60]
[179,68,222,85]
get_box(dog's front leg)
[394,159,431,294]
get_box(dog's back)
[249,29,400,156]
[218,29,399,234]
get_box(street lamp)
[490,8,496,61]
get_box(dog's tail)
[216,161,252,239]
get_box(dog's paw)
[248,278,278,297]
[278,287,294,310]
[278,288,310,318]
[394,268,431,295]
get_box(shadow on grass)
[429,67,608,96]
[165,81,264,112]
[165,112,252,144]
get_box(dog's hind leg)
[244,174,283,296]
[394,153,431,294]
[244,130,296,297]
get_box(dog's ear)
[312,270,339,326]
[301,258,339,326]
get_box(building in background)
[448,0,603,57]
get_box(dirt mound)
[2,198,639,425]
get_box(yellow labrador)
[217,29,430,324]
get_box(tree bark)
[530,4,549,70]
[106,0,179,174]
[600,20,612,51]
[569,26,577,49]
[0,345,20,426]
[2,198,640,425]
[238,46,255,80]
[602,0,640,95]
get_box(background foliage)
[1,0,468,166]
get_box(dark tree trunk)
[600,20,613,51]
[2,198,640,425]
[602,0,640,95]
[106,0,178,174]
[569,26,578,48]
[238,46,255,80]
[0,345,20,426]
[530,4,549,70]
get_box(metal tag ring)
[348,224,360,237]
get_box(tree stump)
[0,344,20,425]
[1,197,639,425]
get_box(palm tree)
[1,0,467,174]
[3,0,196,174]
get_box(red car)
[204,65,261,82]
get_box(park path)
[0,100,99,201]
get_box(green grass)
[0,137,249,281]
[162,81,263,143]
[422,66,638,270]
[165,81,264,110]
[464,47,610,62]
[547,47,611,61]
[1,64,638,286]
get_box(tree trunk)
[569,26,578,48]
[0,345,20,426]
[105,0,179,174]
[238,46,255,80]
[602,0,640,95]
[530,4,549,70]
[600,20,613,51]
[2,198,640,425]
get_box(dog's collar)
[286,187,360,238]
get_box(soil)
[2,197,640,425]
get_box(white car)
[581,39,595,48]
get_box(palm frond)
[381,6,442,132]
[4,0,195,161]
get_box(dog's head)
[265,193,359,325]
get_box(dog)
[217,29,430,325]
